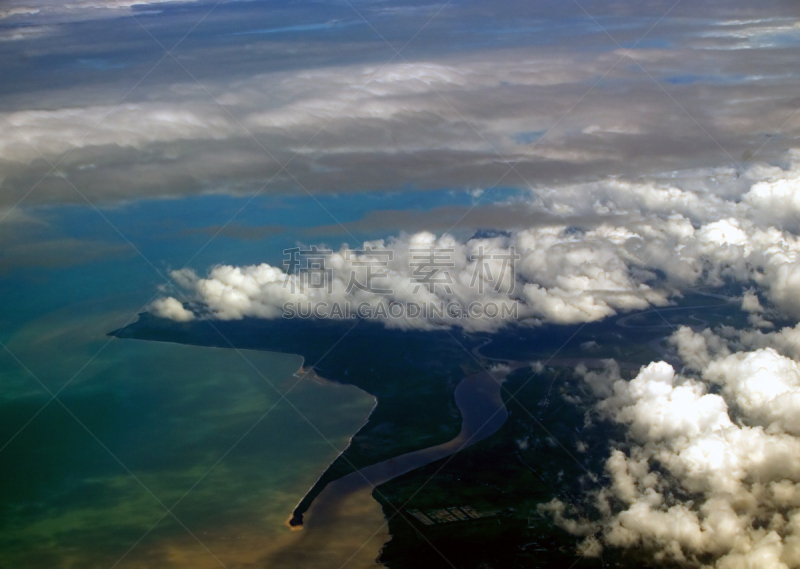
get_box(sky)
[3,1,800,568]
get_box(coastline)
[286,363,379,529]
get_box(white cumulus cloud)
[544,339,800,567]
[149,153,800,331]
[148,296,195,322]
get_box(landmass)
[110,285,749,567]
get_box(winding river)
[299,368,510,547]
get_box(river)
[276,367,511,568]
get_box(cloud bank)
[150,152,800,331]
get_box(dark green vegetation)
[374,364,611,569]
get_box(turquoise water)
[0,195,398,567]
[0,300,376,568]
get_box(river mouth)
[290,365,514,561]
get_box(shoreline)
[286,362,379,529]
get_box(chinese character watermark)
[468,246,520,294]
[282,246,333,293]
[345,247,395,295]
[409,246,455,295]
[279,244,523,324]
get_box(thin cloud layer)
[0,2,799,208]
[0,0,201,23]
